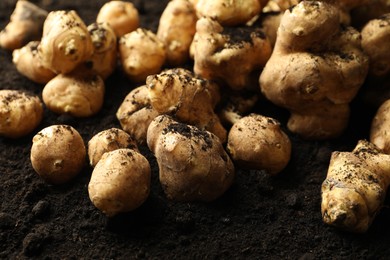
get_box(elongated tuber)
[370,99,390,154]
[321,140,390,233]
[157,0,197,66]
[147,115,235,202]
[259,1,369,139]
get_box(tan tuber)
[0,0,48,50]
[0,90,43,138]
[321,140,390,233]
[39,10,94,74]
[96,1,139,37]
[42,70,105,117]
[88,128,138,168]
[227,114,291,175]
[147,115,235,202]
[259,1,369,140]
[12,41,56,84]
[116,85,160,144]
[88,148,151,217]
[30,125,86,184]
[119,28,166,82]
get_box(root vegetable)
[227,114,291,175]
[119,28,166,82]
[194,0,265,26]
[88,148,151,217]
[147,68,226,143]
[0,0,48,50]
[361,13,390,77]
[259,1,369,140]
[88,128,138,167]
[116,85,159,144]
[147,115,235,202]
[321,140,390,233]
[0,90,43,138]
[157,0,197,66]
[370,99,390,154]
[12,41,56,84]
[42,70,105,117]
[30,125,86,184]
[87,22,117,80]
[39,10,94,74]
[96,1,139,37]
[193,17,272,91]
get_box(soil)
[1,1,390,259]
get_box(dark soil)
[1,1,390,259]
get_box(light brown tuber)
[147,115,235,202]
[96,1,139,37]
[0,89,43,138]
[42,70,105,117]
[321,140,390,233]
[227,114,291,175]
[30,125,86,184]
[370,99,390,154]
[259,1,369,140]
[119,28,166,82]
[39,10,94,74]
[0,0,48,50]
[116,85,160,144]
[157,0,197,66]
[88,148,151,217]
[193,17,272,91]
[12,41,56,84]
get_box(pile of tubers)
[1,0,390,234]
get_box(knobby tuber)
[147,115,235,202]
[259,0,369,140]
[321,140,390,233]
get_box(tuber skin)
[12,41,56,84]
[0,0,48,50]
[157,0,197,66]
[88,128,138,167]
[119,28,166,83]
[147,115,235,202]
[39,10,94,74]
[30,125,86,184]
[42,70,105,118]
[259,1,369,140]
[116,85,160,145]
[96,1,139,37]
[194,0,265,26]
[88,148,151,217]
[370,99,390,154]
[361,13,390,77]
[87,22,118,80]
[147,68,227,143]
[193,17,272,91]
[321,140,390,233]
[0,90,43,139]
[227,114,291,175]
